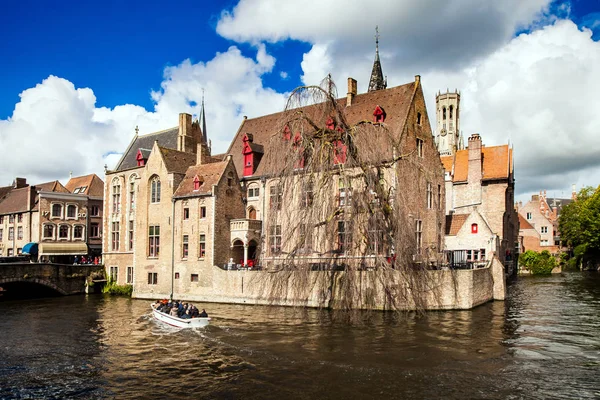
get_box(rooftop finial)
[135,125,139,136]
[375,25,380,57]
[368,26,386,92]
[199,88,207,143]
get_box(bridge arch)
[0,277,68,295]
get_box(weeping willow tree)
[252,76,447,312]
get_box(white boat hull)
[151,303,211,328]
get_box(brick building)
[516,189,574,254]
[441,134,518,272]
[0,175,104,261]
[103,39,447,299]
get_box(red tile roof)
[518,214,535,230]
[445,214,469,236]
[65,174,105,197]
[173,160,230,198]
[35,180,70,193]
[440,145,512,182]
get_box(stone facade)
[0,175,104,260]
[435,90,463,156]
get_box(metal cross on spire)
[375,25,380,54]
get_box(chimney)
[13,177,27,189]
[178,113,193,152]
[196,142,210,165]
[467,134,482,202]
[415,75,421,85]
[572,184,577,200]
[346,77,357,107]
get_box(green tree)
[559,185,600,266]
[519,250,556,275]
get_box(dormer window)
[136,149,148,167]
[283,125,291,140]
[471,223,478,234]
[325,117,336,130]
[193,175,202,191]
[373,105,386,123]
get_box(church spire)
[368,26,387,92]
[199,88,207,143]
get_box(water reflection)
[0,272,599,399]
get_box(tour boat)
[150,303,211,328]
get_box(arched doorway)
[248,239,258,267]
[231,240,244,268]
[248,207,257,220]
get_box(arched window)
[227,172,234,188]
[442,107,447,120]
[59,225,69,239]
[248,207,257,220]
[43,224,54,239]
[471,223,478,234]
[129,175,137,210]
[449,105,453,119]
[67,204,77,218]
[417,112,422,125]
[73,225,84,239]
[52,203,62,218]
[150,176,161,203]
[112,179,121,213]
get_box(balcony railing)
[230,219,262,233]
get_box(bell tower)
[435,89,461,156]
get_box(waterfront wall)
[134,256,506,310]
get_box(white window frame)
[73,224,85,240]
[43,223,55,239]
[51,202,64,219]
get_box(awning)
[22,242,38,255]
[39,242,88,255]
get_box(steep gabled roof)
[0,187,30,215]
[0,185,12,202]
[158,147,197,175]
[445,214,469,236]
[35,180,69,193]
[440,145,512,182]
[115,127,179,171]
[65,174,104,197]
[173,160,230,198]
[518,214,535,230]
[227,81,417,178]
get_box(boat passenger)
[180,310,192,319]
[199,309,208,318]
[170,307,179,317]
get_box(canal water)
[1,272,599,399]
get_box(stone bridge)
[0,263,105,296]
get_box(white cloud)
[217,1,600,200]
[279,71,289,80]
[0,46,287,186]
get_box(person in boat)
[170,306,179,317]
[190,305,199,318]
[180,310,192,319]
[199,309,208,318]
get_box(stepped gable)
[518,214,534,230]
[115,127,179,171]
[158,147,198,175]
[445,214,469,235]
[227,81,416,178]
[173,160,229,197]
[440,145,513,182]
[0,187,30,215]
[65,174,105,197]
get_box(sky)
[1,0,599,202]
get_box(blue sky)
[1,0,600,200]
[0,0,309,119]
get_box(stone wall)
[135,255,505,311]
